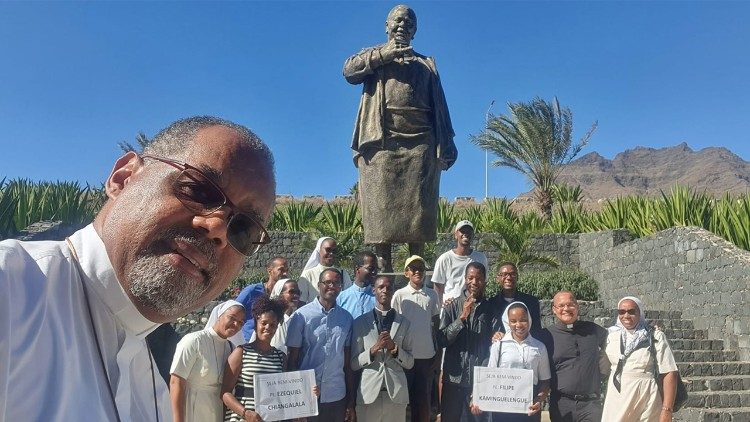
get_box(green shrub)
[0,179,105,239]
[485,268,598,301]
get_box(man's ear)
[105,152,142,199]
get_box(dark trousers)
[309,398,346,422]
[548,395,602,422]
[491,412,541,422]
[405,358,435,422]
[440,382,490,422]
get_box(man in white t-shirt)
[431,220,488,306]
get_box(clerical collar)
[69,224,161,338]
[374,307,391,316]
[555,321,578,331]
[352,283,370,292]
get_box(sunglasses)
[141,154,271,256]
[618,309,638,316]
[319,279,343,287]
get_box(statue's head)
[385,5,417,46]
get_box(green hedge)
[485,269,598,301]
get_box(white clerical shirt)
[0,224,172,421]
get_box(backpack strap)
[648,331,660,380]
[496,340,503,367]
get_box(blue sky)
[1,1,748,201]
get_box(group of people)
[168,220,681,422]
[0,110,681,422]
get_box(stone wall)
[241,231,312,280]
[13,221,84,241]
[579,227,750,360]
[13,221,749,361]
[14,223,578,280]
[245,231,581,277]
[538,299,612,328]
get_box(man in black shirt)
[492,262,542,334]
[538,291,609,422]
[438,262,499,422]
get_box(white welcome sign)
[473,367,534,414]
[254,369,318,421]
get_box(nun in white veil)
[602,296,679,422]
[473,301,550,421]
[296,236,352,302]
[169,301,246,422]
[205,300,247,347]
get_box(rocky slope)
[555,143,750,199]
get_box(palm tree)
[472,97,597,220]
[118,132,151,153]
[482,216,559,268]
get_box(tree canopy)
[472,96,597,219]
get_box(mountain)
[555,143,750,199]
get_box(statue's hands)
[379,42,414,64]
[439,145,458,170]
[439,158,451,170]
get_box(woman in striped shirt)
[222,296,287,421]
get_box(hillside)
[555,143,750,199]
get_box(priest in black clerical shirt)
[537,291,609,422]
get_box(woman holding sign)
[471,301,551,421]
[222,296,287,422]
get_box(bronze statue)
[343,4,457,271]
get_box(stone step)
[644,310,685,320]
[675,350,740,363]
[684,390,750,409]
[595,318,697,330]
[678,362,750,377]
[672,339,726,351]
[685,376,750,392]
[665,328,709,340]
[675,407,750,422]
[651,319,696,330]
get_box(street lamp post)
[485,100,495,199]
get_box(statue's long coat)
[344,45,457,244]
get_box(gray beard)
[127,253,208,317]
[125,228,217,318]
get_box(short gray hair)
[143,116,273,166]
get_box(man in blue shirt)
[337,251,378,319]
[287,268,355,422]
[235,256,289,341]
